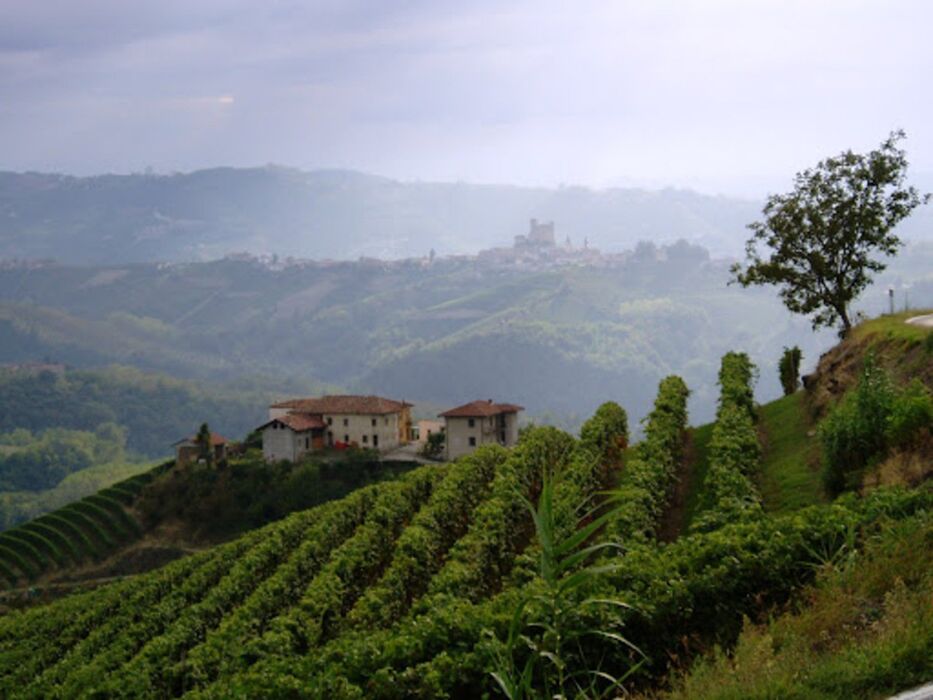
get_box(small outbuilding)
[173,432,228,467]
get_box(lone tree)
[196,422,213,466]
[731,131,928,335]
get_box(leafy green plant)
[490,473,641,699]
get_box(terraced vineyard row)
[0,408,616,699]
[609,375,690,542]
[1,350,926,698]
[691,351,764,532]
[0,462,173,587]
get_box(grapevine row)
[423,427,576,603]
[230,466,443,668]
[218,485,933,699]
[115,485,381,696]
[19,532,263,697]
[691,351,763,532]
[608,375,690,541]
[344,445,503,631]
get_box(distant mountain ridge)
[0,167,771,264]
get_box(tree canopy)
[731,130,929,333]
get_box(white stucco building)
[439,400,523,460]
[258,395,412,462]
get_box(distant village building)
[514,218,556,249]
[439,400,523,460]
[173,432,228,467]
[259,395,412,462]
[413,419,445,444]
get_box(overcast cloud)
[1,0,931,196]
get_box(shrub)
[580,401,629,457]
[820,356,930,495]
[778,346,803,396]
[885,380,933,448]
[420,431,445,460]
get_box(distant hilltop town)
[0,216,717,274]
[477,218,601,266]
[213,218,711,274]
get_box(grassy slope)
[662,511,933,700]
[851,309,933,344]
[756,392,824,514]
[683,390,823,528]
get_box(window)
[327,417,333,426]
[343,418,349,427]
[468,436,476,446]
[362,435,368,444]
[373,435,379,447]
[371,418,377,427]
[344,435,349,443]
[384,418,389,426]
[500,431,506,443]
[468,418,475,428]
[305,437,309,449]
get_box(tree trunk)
[838,307,852,337]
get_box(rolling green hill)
[1,324,930,698]
[0,252,837,429]
[3,247,931,432]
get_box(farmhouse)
[259,394,412,462]
[440,400,523,460]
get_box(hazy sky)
[1,0,931,196]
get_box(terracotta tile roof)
[269,394,412,415]
[173,432,228,447]
[439,400,524,418]
[258,414,326,432]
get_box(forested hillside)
[0,425,153,529]
[0,366,276,528]
[0,366,269,458]
[1,321,929,698]
[3,245,930,429]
